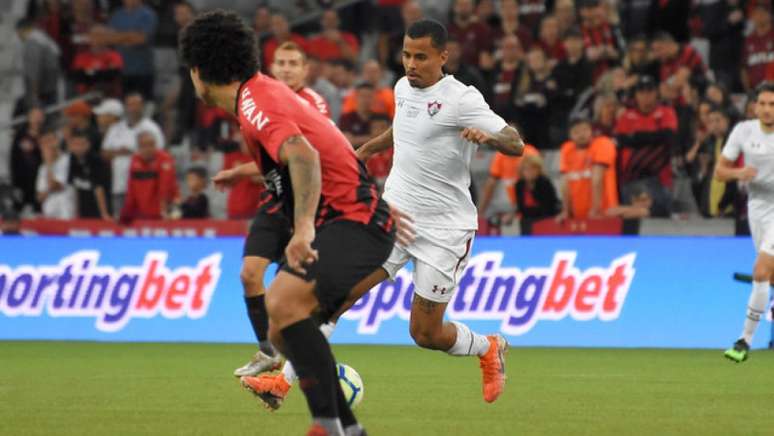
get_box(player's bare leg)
[725,251,774,362]
[234,256,281,376]
[410,294,507,403]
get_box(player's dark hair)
[406,19,448,50]
[179,9,259,85]
[755,82,774,100]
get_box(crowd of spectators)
[4,0,774,233]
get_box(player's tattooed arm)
[280,134,321,227]
[460,125,524,156]
[356,127,393,161]
[280,134,322,273]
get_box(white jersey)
[383,75,507,230]
[721,119,774,221]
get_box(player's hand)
[355,147,370,162]
[738,166,757,182]
[212,169,238,191]
[388,203,415,246]
[460,127,494,145]
[285,224,318,275]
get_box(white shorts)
[750,217,774,256]
[382,227,475,303]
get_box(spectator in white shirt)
[100,93,164,215]
[36,133,75,219]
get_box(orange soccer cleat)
[306,423,328,436]
[240,373,291,411]
[479,334,508,403]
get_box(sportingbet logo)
[342,251,636,335]
[0,250,221,332]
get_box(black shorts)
[242,211,292,261]
[280,220,395,320]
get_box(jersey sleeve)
[246,107,304,164]
[457,87,508,133]
[591,137,616,167]
[721,123,747,161]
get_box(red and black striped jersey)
[236,73,390,230]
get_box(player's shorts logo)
[431,285,448,295]
[427,101,442,117]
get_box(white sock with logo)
[446,321,491,357]
[741,281,770,344]
[283,322,336,383]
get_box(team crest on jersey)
[427,100,442,117]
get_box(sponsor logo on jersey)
[0,250,221,332]
[341,251,636,335]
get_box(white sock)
[282,322,337,383]
[446,321,491,357]
[741,280,770,344]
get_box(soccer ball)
[336,363,364,409]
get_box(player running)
[223,41,333,379]
[181,11,398,435]
[252,19,523,407]
[716,82,774,362]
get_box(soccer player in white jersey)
[357,19,524,402]
[715,82,774,362]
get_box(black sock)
[281,318,338,418]
[334,366,358,429]
[244,295,274,356]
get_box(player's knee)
[240,264,264,296]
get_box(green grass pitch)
[2,341,773,435]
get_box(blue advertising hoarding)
[0,235,768,349]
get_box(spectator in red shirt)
[261,13,307,72]
[366,115,393,190]
[306,9,359,63]
[69,0,106,65]
[742,6,774,91]
[448,0,494,66]
[222,134,263,220]
[652,31,707,88]
[579,0,623,81]
[120,130,179,221]
[614,76,678,217]
[538,15,566,67]
[71,36,123,97]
